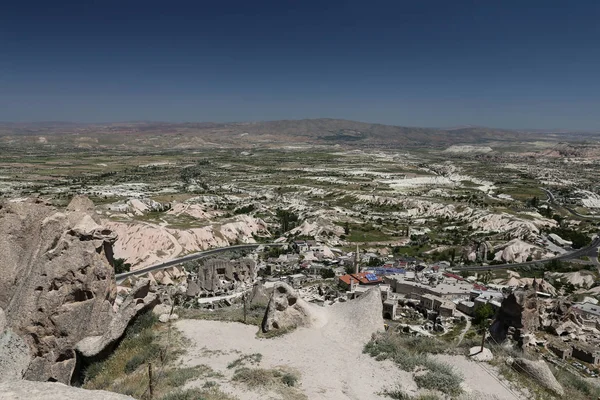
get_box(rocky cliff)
[490,288,540,346]
[0,197,156,384]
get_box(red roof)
[339,272,383,286]
[443,272,464,281]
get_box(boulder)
[550,319,582,337]
[0,379,134,400]
[261,282,318,333]
[158,313,179,323]
[509,357,564,396]
[248,281,270,306]
[152,303,172,316]
[469,346,493,362]
[76,279,158,358]
[159,314,170,323]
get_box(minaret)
[355,243,360,274]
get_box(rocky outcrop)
[0,307,31,382]
[186,258,256,296]
[490,288,539,346]
[0,379,134,400]
[0,197,156,384]
[261,282,318,333]
[248,282,271,307]
[509,357,564,396]
[76,279,158,358]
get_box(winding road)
[456,188,600,272]
[115,242,285,283]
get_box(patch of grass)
[164,365,223,387]
[232,367,305,399]
[364,333,463,396]
[380,385,442,400]
[84,312,162,390]
[179,304,266,327]
[347,224,395,242]
[553,366,600,400]
[413,370,462,396]
[256,325,296,339]
[381,385,412,399]
[232,367,279,388]
[440,320,467,342]
[83,311,218,399]
[158,388,237,400]
[495,362,548,400]
[227,353,263,369]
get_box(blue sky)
[1,0,599,129]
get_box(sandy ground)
[175,290,411,400]
[175,310,521,399]
[175,319,406,400]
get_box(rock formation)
[0,197,156,384]
[0,379,134,399]
[76,279,158,358]
[261,282,319,333]
[248,281,271,307]
[0,307,31,382]
[490,288,539,346]
[186,257,256,296]
[509,357,564,396]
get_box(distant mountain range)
[1,119,598,150]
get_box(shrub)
[124,354,145,373]
[413,370,463,395]
[232,367,275,388]
[227,353,263,369]
[158,388,237,400]
[282,372,298,387]
[364,332,463,396]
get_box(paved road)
[542,188,600,220]
[456,235,600,272]
[455,189,600,272]
[115,242,285,283]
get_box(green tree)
[320,268,335,279]
[473,303,495,327]
[113,258,131,274]
[480,270,493,284]
[530,196,539,207]
[276,209,299,233]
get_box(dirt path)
[456,316,472,347]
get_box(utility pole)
[480,328,486,352]
[355,243,360,274]
[243,293,247,324]
[148,362,154,399]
